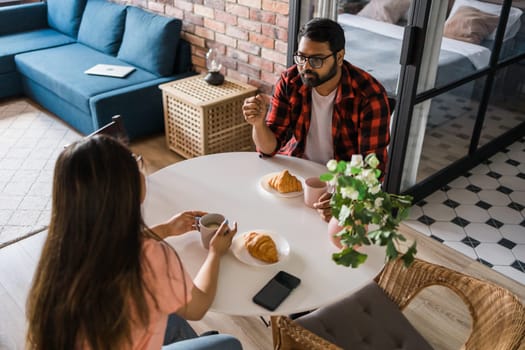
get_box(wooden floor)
[1,133,524,349]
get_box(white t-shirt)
[304,88,336,165]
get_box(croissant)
[268,170,302,193]
[244,232,279,263]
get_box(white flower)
[369,183,381,194]
[374,197,384,208]
[350,154,363,168]
[365,153,380,168]
[327,159,338,172]
[358,169,378,186]
[341,186,359,200]
[338,204,351,222]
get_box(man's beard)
[300,60,338,87]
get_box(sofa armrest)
[0,3,48,36]
[89,72,197,139]
[173,39,194,74]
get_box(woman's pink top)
[132,238,194,349]
[77,238,193,350]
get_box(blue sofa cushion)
[77,0,127,55]
[0,3,47,36]
[15,43,157,114]
[117,6,181,76]
[47,0,87,38]
[0,29,75,74]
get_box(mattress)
[339,13,491,69]
[337,13,492,95]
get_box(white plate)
[259,172,304,198]
[231,230,290,267]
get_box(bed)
[337,0,524,97]
[338,13,491,95]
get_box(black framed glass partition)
[288,0,525,201]
[392,0,525,200]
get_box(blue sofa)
[0,0,195,139]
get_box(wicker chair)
[271,258,525,350]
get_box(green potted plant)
[320,154,417,268]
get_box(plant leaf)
[385,240,399,260]
[320,173,334,182]
[332,248,368,268]
[401,242,417,267]
[336,161,346,173]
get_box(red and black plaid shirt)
[265,61,391,173]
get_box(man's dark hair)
[297,18,345,53]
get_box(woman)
[26,135,241,350]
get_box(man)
[242,18,391,221]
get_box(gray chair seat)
[271,258,525,350]
[295,282,432,350]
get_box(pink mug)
[304,177,327,208]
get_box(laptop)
[84,64,136,78]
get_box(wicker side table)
[159,75,258,158]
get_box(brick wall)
[119,0,290,94]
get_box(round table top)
[142,152,385,316]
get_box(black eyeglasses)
[293,52,335,69]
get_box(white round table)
[142,152,385,316]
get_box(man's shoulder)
[342,61,387,99]
[280,65,301,81]
[275,65,303,95]
[343,61,374,80]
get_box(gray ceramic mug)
[196,213,225,249]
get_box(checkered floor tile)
[404,137,525,285]
[417,93,525,181]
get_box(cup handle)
[195,216,201,231]
[223,219,229,235]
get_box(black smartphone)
[252,271,301,311]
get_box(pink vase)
[327,217,345,249]
[327,218,367,250]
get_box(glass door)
[386,0,525,199]
[386,0,450,193]
[288,0,525,199]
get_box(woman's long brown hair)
[26,135,165,350]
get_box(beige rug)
[0,98,81,248]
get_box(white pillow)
[447,0,523,41]
[358,0,411,24]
